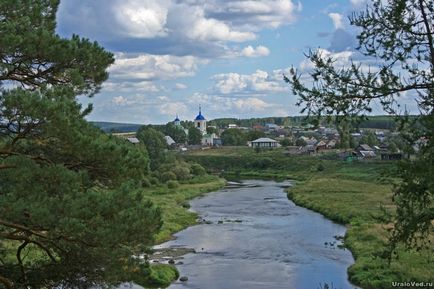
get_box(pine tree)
[0,1,161,288]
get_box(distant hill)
[90,121,143,133]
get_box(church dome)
[195,113,205,120]
[195,107,205,120]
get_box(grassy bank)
[183,147,434,289]
[145,176,226,243]
[142,176,225,287]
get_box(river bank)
[157,180,356,289]
[182,147,434,289]
[140,176,226,287]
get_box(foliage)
[360,131,379,147]
[164,123,187,144]
[221,128,246,146]
[137,126,167,170]
[245,130,265,141]
[279,138,291,147]
[0,1,162,288]
[160,171,177,182]
[206,126,218,134]
[190,163,206,176]
[188,127,202,145]
[285,0,434,254]
[295,138,307,147]
[167,180,180,189]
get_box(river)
[148,180,357,289]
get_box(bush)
[190,163,206,176]
[146,264,179,287]
[317,163,325,171]
[149,176,160,185]
[160,171,177,182]
[141,177,152,187]
[167,180,179,189]
[251,157,273,169]
[171,165,191,180]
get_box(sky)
[56,0,415,124]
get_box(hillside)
[90,121,143,133]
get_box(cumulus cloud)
[57,0,301,57]
[328,12,344,30]
[187,93,272,113]
[109,53,207,81]
[114,0,169,38]
[213,70,286,94]
[240,45,270,57]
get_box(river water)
[153,180,357,289]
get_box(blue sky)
[56,0,403,124]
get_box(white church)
[174,107,220,146]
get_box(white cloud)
[103,81,160,92]
[112,95,128,105]
[109,53,207,81]
[240,45,270,57]
[58,0,301,57]
[113,0,169,38]
[328,13,344,30]
[213,69,286,94]
[299,48,353,71]
[350,0,367,7]
[187,93,273,113]
[175,83,188,90]
[158,102,188,116]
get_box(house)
[251,137,281,148]
[315,140,327,151]
[300,144,316,155]
[126,137,140,144]
[326,140,337,149]
[201,133,217,146]
[228,124,238,129]
[356,144,376,158]
[356,144,374,152]
[164,135,175,146]
[265,123,280,131]
[252,124,264,131]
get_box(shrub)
[167,180,179,189]
[171,165,191,180]
[149,176,160,185]
[251,157,273,169]
[160,171,177,182]
[141,177,152,187]
[190,163,206,176]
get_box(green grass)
[144,176,226,243]
[182,147,434,289]
[144,264,180,288]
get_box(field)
[182,147,434,289]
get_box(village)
[115,107,422,162]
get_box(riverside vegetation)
[183,147,434,289]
